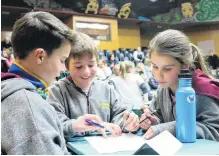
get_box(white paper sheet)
[146,130,183,155]
[85,133,145,154]
[85,130,183,154]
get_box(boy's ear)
[34,48,47,64]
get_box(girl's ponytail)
[120,62,127,79]
[190,43,210,77]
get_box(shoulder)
[2,88,57,129]
[196,94,219,117]
[50,77,71,91]
[110,76,121,82]
[23,89,56,116]
[196,94,219,107]
[135,73,144,81]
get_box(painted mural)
[152,0,219,23]
[9,0,219,23]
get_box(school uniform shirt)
[133,51,144,63]
[110,73,145,109]
[1,72,68,155]
[148,69,219,141]
[46,76,128,138]
[96,66,112,80]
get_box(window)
[75,21,111,41]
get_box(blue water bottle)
[176,69,196,143]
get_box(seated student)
[1,36,12,51]
[133,47,144,66]
[1,11,107,155]
[96,58,112,80]
[136,62,151,90]
[46,32,139,138]
[139,29,219,141]
[1,48,14,70]
[109,61,149,109]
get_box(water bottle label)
[187,95,195,104]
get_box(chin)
[159,84,169,88]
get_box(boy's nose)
[61,64,67,73]
[158,70,164,78]
[83,66,91,75]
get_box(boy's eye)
[75,66,82,69]
[164,68,172,71]
[61,60,65,64]
[88,65,94,68]
[152,66,158,69]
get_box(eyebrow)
[151,62,175,67]
[73,61,96,65]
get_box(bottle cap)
[178,69,192,78]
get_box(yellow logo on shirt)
[100,102,110,110]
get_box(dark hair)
[11,11,75,59]
[65,32,98,69]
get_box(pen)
[85,119,104,129]
[139,110,157,124]
[122,105,134,130]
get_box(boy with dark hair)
[47,32,140,138]
[1,11,106,155]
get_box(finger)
[126,114,139,131]
[133,117,140,130]
[143,128,153,139]
[109,128,117,137]
[141,106,150,114]
[139,120,150,130]
[123,111,130,121]
[132,115,139,128]
[112,125,122,136]
[84,125,99,132]
[83,114,103,124]
[98,128,108,138]
[140,113,147,121]
[125,112,135,126]
[146,119,151,125]
[149,116,158,124]
[105,125,117,137]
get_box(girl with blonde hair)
[110,61,150,109]
[140,29,219,141]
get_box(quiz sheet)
[85,130,182,154]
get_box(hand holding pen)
[72,114,107,137]
[122,105,139,132]
[139,110,158,131]
[85,120,122,137]
[141,110,158,140]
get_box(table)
[66,135,219,155]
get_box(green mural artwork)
[195,3,200,10]
[196,0,219,21]
[155,15,161,21]
[163,16,169,23]
[175,13,181,21]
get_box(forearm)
[152,121,219,141]
[151,121,176,137]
